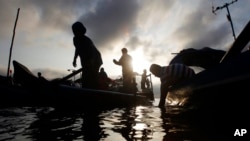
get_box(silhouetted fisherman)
[150,63,195,107]
[97,67,112,90]
[37,72,48,83]
[113,48,133,92]
[141,69,150,90]
[72,21,103,89]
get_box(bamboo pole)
[7,8,20,78]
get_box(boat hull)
[0,83,152,108]
[168,50,250,106]
[1,60,153,108]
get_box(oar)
[58,68,83,83]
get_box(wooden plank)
[220,21,250,63]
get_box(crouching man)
[150,64,195,107]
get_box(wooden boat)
[167,21,250,108]
[168,50,250,104]
[0,61,154,108]
[165,21,250,133]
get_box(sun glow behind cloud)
[130,48,151,74]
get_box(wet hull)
[0,60,153,108]
[0,83,152,108]
[167,51,250,136]
[168,50,250,107]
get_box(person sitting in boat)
[97,67,112,90]
[71,21,103,89]
[141,69,150,90]
[113,48,134,92]
[37,72,48,83]
[150,63,195,107]
[131,77,138,92]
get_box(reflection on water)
[0,99,216,141]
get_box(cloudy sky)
[0,0,249,92]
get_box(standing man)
[141,69,150,90]
[113,48,133,92]
[72,21,103,89]
[150,63,195,107]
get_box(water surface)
[0,98,238,141]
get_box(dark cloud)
[1,0,249,73]
[28,0,97,30]
[185,23,232,50]
[78,0,140,49]
[0,0,95,39]
[172,1,235,51]
[124,36,152,50]
[0,1,19,40]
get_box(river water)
[0,98,247,141]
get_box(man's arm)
[113,56,123,65]
[159,83,168,107]
[73,49,78,67]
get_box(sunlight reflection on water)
[0,99,200,141]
